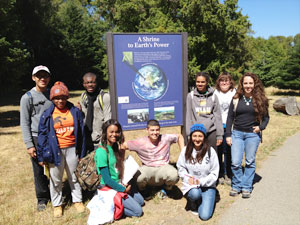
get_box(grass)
[0,87,299,225]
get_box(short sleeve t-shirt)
[94,145,119,185]
[126,134,178,167]
[214,89,236,124]
[52,107,75,149]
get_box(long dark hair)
[100,119,125,180]
[185,131,209,164]
[234,72,269,122]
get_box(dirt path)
[216,131,300,225]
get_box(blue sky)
[237,0,300,38]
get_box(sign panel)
[108,33,187,130]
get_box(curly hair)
[234,72,269,122]
[215,72,235,92]
[185,131,209,164]
[100,119,125,180]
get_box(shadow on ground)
[0,110,20,127]
[0,131,20,135]
[62,180,98,205]
[0,93,23,107]
[253,173,262,186]
[273,90,300,96]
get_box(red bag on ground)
[100,186,128,220]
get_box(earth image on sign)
[133,64,168,101]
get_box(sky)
[237,0,300,38]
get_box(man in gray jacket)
[20,65,52,211]
[79,72,111,152]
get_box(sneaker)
[242,190,251,198]
[157,189,167,199]
[74,202,85,213]
[224,175,232,186]
[53,206,63,218]
[189,201,198,215]
[218,177,225,185]
[140,189,152,201]
[229,189,240,197]
[164,185,183,199]
[191,210,198,216]
[185,199,198,215]
[37,203,47,212]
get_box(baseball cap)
[32,65,51,76]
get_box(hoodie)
[185,87,223,139]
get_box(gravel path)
[216,131,300,225]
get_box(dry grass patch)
[0,87,299,225]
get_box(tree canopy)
[0,0,299,94]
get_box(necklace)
[243,95,252,106]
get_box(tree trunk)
[273,97,300,116]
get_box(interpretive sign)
[107,33,188,130]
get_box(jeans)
[122,191,144,217]
[32,137,50,204]
[187,187,216,221]
[217,129,232,177]
[231,130,261,192]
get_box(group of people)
[20,65,269,222]
[184,71,269,218]
[20,67,111,217]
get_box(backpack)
[75,149,108,191]
[26,91,36,116]
[82,90,107,111]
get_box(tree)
[274,34,300,90]
[14,0,107,89]
[15,0,65,88]
[248,36,289,86]
[0,0,266,93]
[55,0,107,88]
[0,0,30,95]
[91,0,251,87]
[179,0,251,84]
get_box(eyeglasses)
[220,79,230,83]
[83,81,97,85]
[35,74,50,79]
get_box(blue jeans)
[187,187,216,221]
[231,130,261,192]
[122,191,144,217]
